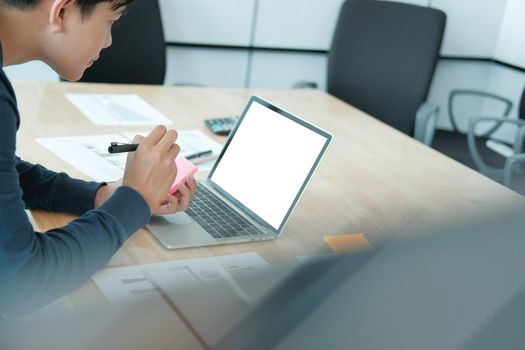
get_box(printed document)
[37,130,223,182]
[91,252,272,305]
[65,93,173,125]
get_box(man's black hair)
[0,0,134,17]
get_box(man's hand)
[123,126,180,214]
[94,176,196,215]
[94,126,197,215]
[155,175,197,215]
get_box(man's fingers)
[176,182,192,210]
[187,175,197,193]
[126,135,146,163]
[157,201,178,215]
[153,182,195,215]
[143,125,167,147]
[158,129,179,152]
[167,192,182,212]
[168,143,181,160]
[132,135,146,144]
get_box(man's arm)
[0,97,151,317]
[16,158,105,216]
[0,182,150,316]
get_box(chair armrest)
[448,89,513,135]
[414,102,439,146]
[515,125,525,154]
[293,81,319,89]
[504,153,525,188]
[468,117,525,178]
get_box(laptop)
[146,96,332,249]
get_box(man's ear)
[49,0,75,32]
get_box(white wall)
[248,51,328,90]
[158,0,256,46]
[393,0,429,5]
[494,0,525,69]
[253,0,344,50]
[430,0,508,58]
[165,47,249,87]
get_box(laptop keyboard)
[186,184,265,239]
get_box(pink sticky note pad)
[169,155,198,194]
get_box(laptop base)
[146,213,275,250]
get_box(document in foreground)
[91,252,272,305]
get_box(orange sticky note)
[323,233,373,255]
[169,155,198,194]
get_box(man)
[0,0,196,315]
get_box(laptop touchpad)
[147,213,216,249]
[150,213,196,226]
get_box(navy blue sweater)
[0,46,151,316]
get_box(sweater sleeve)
[16,157,106,216]
[0,94,151,317]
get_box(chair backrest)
[328,0,446,135]
[79,0,166,85]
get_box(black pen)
[108,142,139,154]
[108,143,213,160]
[186,150,213,160]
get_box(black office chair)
[79,0,166,85]
[327,0,446,144]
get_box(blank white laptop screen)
[209,100,330,231]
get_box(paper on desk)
[91,252,272,305]
[37,130,223,182]
[38,133,128,181]
[65,93,173,125]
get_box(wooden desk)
[14,82,525,268]
[11,82,525,349]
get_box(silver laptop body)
[146,96,332,249]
